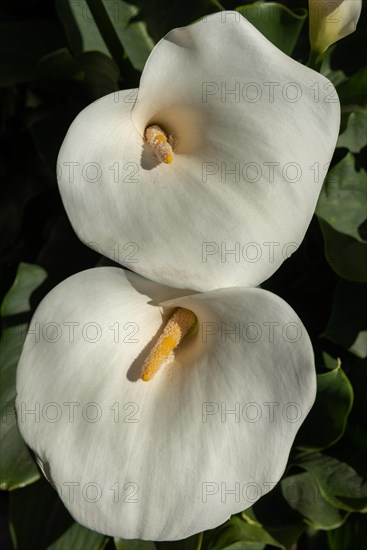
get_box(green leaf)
[207,543,265,550]
[236,2,307,56]
[295,361,353,450]
[204,516,284,550]
[48,523,108,550]
[32,48,86,90]
[319,219,367,282]
[9,478,73,550]
[118,20,155,71]
[320,47,347,87]
[125,0,223,44]
[1,264,46,316]
[156,533,202,550]
[28,49,119,173]
[324,280,367,357]
[241,512,304,548]
[76,51,121,96]
[349,331,367,358]
[0,263,47,490]
[337,66,367,108]
[281,472,348,530]
[115,540,156,549]
[0,20,66,85]
[56,0,154,72]
[316,153,367,243]
[296,453,367,512]
[322,352,339,371]
[246,487,306,548]
[337,110,367,153]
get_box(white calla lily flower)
[309,0,362,56]
[57,11,340,292]
[16,267,316,541]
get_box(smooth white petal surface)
[57,11,340,292]
[16,268,316,541]
[309,0,362,54]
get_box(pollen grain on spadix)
[145,124,175,165]
[141,307,197,382]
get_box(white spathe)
[16,267,316,541]
[57,11,340,292]
[309,0,362,55]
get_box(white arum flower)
[16,267,316,541]
[309,0,362,56]
[57,11,340,292]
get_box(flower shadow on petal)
[140,139,161,170]
[124,271,198,382]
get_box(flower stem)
[195,532,203,550]
[307,50,324,72]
